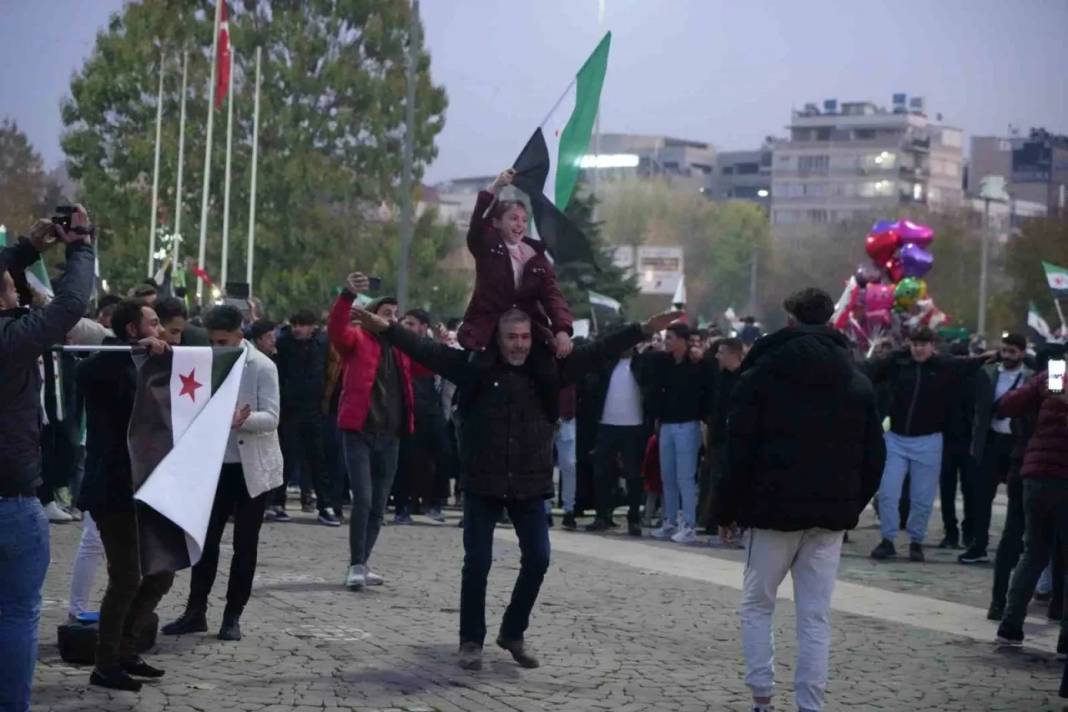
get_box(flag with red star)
[129,346,246,575]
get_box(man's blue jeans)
[460,493,550,645]
[659,421,702,528]
[0,497,50,712]
[877,432,943,544]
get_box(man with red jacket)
[994,360,1068,658]
[328,274,415,591]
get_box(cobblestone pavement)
[32,495,1067,712]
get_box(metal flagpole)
[147,51,166,277]
[396,0,419,311]
[220,47,235,291]
[196,0,223,304]
[172,51,189,266]
[247,46,261,296]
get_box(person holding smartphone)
[994,350,1068,659]
[0,208,95,711]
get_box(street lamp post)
[977,175,1009,338]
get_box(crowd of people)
[2,189,1067,712]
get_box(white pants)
[67,511,104,618]
[741,527,843,712]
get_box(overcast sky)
[1,0,1065,184]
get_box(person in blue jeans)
[645,323,714,545]
[866,326,992,562]
[349,302,680,671]
[0,211,95,711]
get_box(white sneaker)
[365,570,384,586]
[345,564,367,590]
[650,523,677,540]
[671,525,698,545]
[44,501,73,523]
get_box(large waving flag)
[511,33,611,266]
[1028,302,1053,342]
[1042,261,1068,298]
[214,1,231,109]
[130,346,246,575]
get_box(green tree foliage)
[61,0,447,316]
[558,185,638,322]
[0,119,46,236]
[996,216,1068,334]
[598,178,770,322]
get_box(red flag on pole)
[213,1,231,109]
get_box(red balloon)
[865,230,899,265]
[888,258,906,283]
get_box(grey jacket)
[228,340,283,498]
[0,239,95,494]
[971,362,1033,463]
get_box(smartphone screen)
[1049,359,1067,395]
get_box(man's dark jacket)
[275,326,328,416]
[864,350,986,437]
[76,341,138,514]
[0,238,94,495]
[384,322,647,501]
[970,362,1032,463]
[717,325,886,532]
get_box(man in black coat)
[349,304,680,672]
[0,212,94,712]
[717,288,885,712]
[274,310,337,524]
[77,299,172,692]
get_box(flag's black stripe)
[136,502,192,576]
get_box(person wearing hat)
[327,277,415,590]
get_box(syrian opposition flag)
[511,33,611,266]
[129,346,246,575]
[214,0,231,109]
[1028,302,1053,342]
[588,290,621,313]
[1043,261,1068,298]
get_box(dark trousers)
[394,430,442,512]
[95,512,174,667]
[1003,479,1068,641]
[322,411,348,507]
[992,476,1025,608]
[38,422,77,506]
[967,432,1015,552]
[188,464,268,620]
[460,493,550,645]
[278,413,330,511]
[593,425,645,524]
[699,443,726,529]
[343,431,400,566]
[939,444,972,539]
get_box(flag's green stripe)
[555,32,611,209]
[209,347,243,393]
[30,260,51,290]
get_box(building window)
[816,128,832,141]
[722,166,735,175]
[854,129,876,140]
[798,155,830,175]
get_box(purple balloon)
[871,219,896,235]
[854,265,881,287]
[899,242,934,278]
[894,219,934,247]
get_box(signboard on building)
[636,246,684,295]
[612,246,635,270]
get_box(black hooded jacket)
[717,325,886,531]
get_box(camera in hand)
[51,205,96,238]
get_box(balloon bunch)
[831,219,949,347]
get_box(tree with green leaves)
[558,185,638,323]
[597,177,770,322]
[61,0,447,316]
[0,119,46,238]
[994,216,1068,334]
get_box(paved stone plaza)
[32,496,1066,711]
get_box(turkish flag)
[213,1,231,109]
